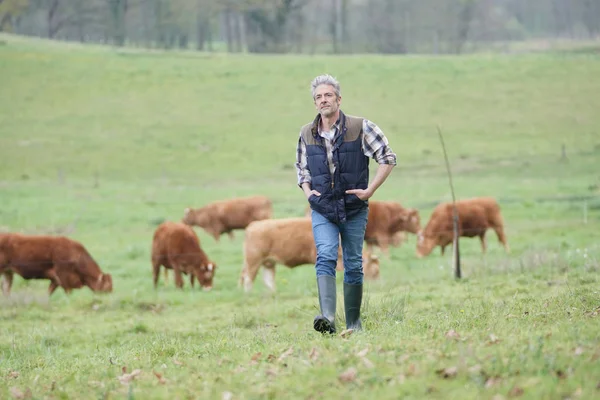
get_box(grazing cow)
[239,218,380,292]
[152,221,216,290]
[182,195,272,241]
[0,233,113,296]
[416,197,510,257]
[304,200,421,255]
[364,200,421,255]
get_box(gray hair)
[311,74,341,99]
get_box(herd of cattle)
[0,195,510,297]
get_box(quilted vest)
[300,111,369,224]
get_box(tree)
[0,0,29,32]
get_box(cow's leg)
[479,233,487,254]
[190,273,195,288]
[227,231,235,240]
[48,281,59,295]
[47,268,63,296]
[163,268,169,287]
[493,226,510,253]
[262,261,276,292]
[377,235,391,260]
[152,259,161,289]
[2,271,13,296]
[440,245,446,256]
[241,257,263,292]
[173,265,184,289]
[240,241,266,292]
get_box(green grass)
[1,33,600,399]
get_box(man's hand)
[306,189,321,200]
[345,188,373,201]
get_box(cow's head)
[401,208,421,234]
[182,207,210,228]
[94,273,113,293]
[415,231,436,258]
[195,262,216,291]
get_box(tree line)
[1,0,599,54]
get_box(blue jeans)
[311,207,369,285]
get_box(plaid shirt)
[296,117,397,187]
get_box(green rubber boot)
[344,282,363,331]
[313,275,336,334]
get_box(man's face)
[314,84,341,118]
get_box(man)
[295,74,397,334]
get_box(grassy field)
[1,33,600,399]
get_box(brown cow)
[182,195,272,241]
[304,200,421,255]
[151,221,216,290]
[0,233,113,296]
[364,200,421,255]
[239,218,380,292]
[416,197,510,257]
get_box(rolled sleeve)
[295,134,312,187]
[362,119,397,165]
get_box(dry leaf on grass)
[340,329,354,338]
[250,352,262,365]
[445,329,460,340]
[356,348,369,357]
[309,348,319,361]
[173,359,184,366]
[233,366,246,374]
[9,387,32,399]
[488,334,501,345]
[435,366,458,379]
[278,347,294,362]
[397,374,406,384]
[574,347,584,356]
[405,363,417,377]
[508,386,524,397]
[8,371,19,379]
[555,370,567,380]
[222,391,233,400]
[339,367,357,383]
[266,354,276,363]
[485,377,502,388]
[118,369,142,385]
[153,371,167,385]
[361,357,375,369]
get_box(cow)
[151,221,216,291]
[304,200,421,255]
[239,217,380,292]
[416,197,510,257]
[182,195,272,242]
[0,233,113,296]
[364,200,421,255]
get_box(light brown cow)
[239,218,380,292]
[416,197,510,257]
[304,200,421,255]
[151,221,216,290]
[0,233,113,296]
[182,195,272,241]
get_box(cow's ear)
[184,207,191,215]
